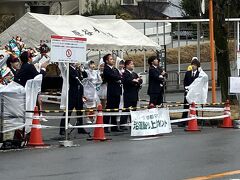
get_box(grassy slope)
[125,41,235,67]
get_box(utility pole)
[209,0,216,103]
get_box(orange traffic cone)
[88,104,111,141]
[185,102,200,131]
[28,106,45,146]
[221,100,233,128]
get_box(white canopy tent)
[0,12,159,51]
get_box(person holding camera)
[14,51,48,87]
[147,56,166,106]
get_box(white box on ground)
[229,77,240,94]
[50,35,87,63]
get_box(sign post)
[51,35,86,146]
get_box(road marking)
[186,170,240,180]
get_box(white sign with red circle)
[66,49,72,57]
[51,35,87,63]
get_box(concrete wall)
[79,0,121,14]
[0,2,26,33]
[0,2,26,20]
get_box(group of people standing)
[102,54,143,133]
[59,54,168,135]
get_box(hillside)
[125,41,235,67]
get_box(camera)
[39,44,50,54]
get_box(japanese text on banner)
[131,108,172,136]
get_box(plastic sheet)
[97,83,107,99]
[0,82,25,133]
[83,79,100,108]
[58,63,67,109]
[186,67,208,104]
[25,74,43,133]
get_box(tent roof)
[0,13,159,51]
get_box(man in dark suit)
[59,63,89,136]
[120,60,142,130]
[180,57,200,126]
[14,51,47,87]
[147,56,166,106]
[103,54,122,133]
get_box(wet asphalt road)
[1,128,240,180]
[0,89,236,180]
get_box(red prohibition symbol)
[66,49,72,57]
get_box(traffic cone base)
[27,106,48,147]
[221,123,233,128]
[87,104,111,141]
[185,120,201,131]
[220,100,233,128]
[185,103,200,132]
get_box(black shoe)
[104,129,110,133]
[78,129,89,134]
[111,128,123,132]
[59,131,65,136]
[177,123,186,127]
[120,127,128,131]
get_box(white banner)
[50,35,87,63]
[229,77,240,94]
[131,108,172,137]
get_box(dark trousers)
[149,93,163,106]
[59,97,85,134]
[182,95,189,119]
[104,95,120,131]
[120,100,138,125]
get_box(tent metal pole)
[144,22,146,35]
[237,21,240,76]
[237,21,239,51]
[197,22,201,61]
[156,22,159,45]
[177,22,181,86]
[144,50,146,72]
[163,22,166,45]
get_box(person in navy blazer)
[180,57,200,126]
[14,51,47,87]
[120,60,142,130]
[59,63,88,135]
[147,56,166,106]
[103,54,123,132]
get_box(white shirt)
[192,70,197,77]
[126,69,132,74]
[107,64,113,69]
